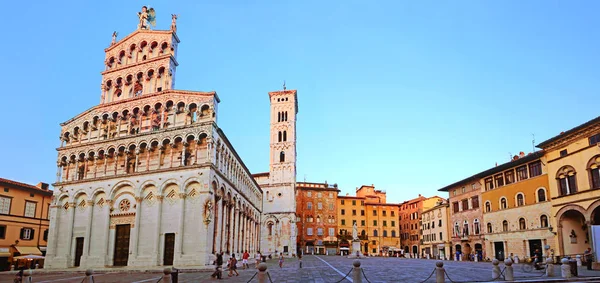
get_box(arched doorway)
[559,209,587,256]
[475,243,483,261]
[455,244,462,260]
[412,245,418,256]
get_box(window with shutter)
[0,197,10,214]
[24,201,36,218]
[20,228,34,240]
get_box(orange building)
[0,178,52,270]
[399,194,445,257]
[296,182,340,255]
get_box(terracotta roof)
[438,150,545,192]
[0,178,52,195]
[536,115,600,148]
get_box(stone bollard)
[546,258,554,277]
[492,259,501,279]
[10,265,14,271]
[576,255,582,266]
[504,258,514,281]
[352,260,363,283]
[561,258,572,278]
[163,267,172,282]
[85,269,94,283]
[436,261,445,283]
[427,254,430,259]
[459,254,463,261]
[257,262,268,283]
[23,269,32,283]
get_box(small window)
[361,210,365,216]
[24,201,36,218]
[317,228,323,236]
[373,210,377,216]
[307,191,311,197]
[537,188,546,202]
[382,210,387,216]
[340,199,345,205]
[529,161,542,177]
[500,198,507,209]
[341,209,344,215]
[540,215,549,228]
[307,228,313,236]
[373,230,378,237]
[361,220,365,226]
[352,209,356,216]
[279,151,285,162]
[502,220,508,232]
[589,133,600,146]
[560,149,568,157]
[0,225,5,239]
[3,188,7,192]
[20,228,34,240]
[352,200,356,205]
[0,196,11,214]
[516,194,524,206]
[495,174,505,187]
[519,218,526,230]
[516,165,528,181]
[341,219,346,225]
[485,178,494,190]
[43,229,48,241]
[307,202,312,210]
[317,192,322,198]
[487,223,493,233]
[317,202,322,210]
[505,170,515,184]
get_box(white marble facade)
[45,19,262,269]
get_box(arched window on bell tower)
[283,131,287,142]
[280,151,285,162]
[278,131,282,142]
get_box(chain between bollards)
[334,268,354,283]
[360,268,372,283]
[417,268,436,283]
[246,272,258,283]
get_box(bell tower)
[258,88,298,256]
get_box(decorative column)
[236,209,241,253]
[102,200,112,265]
[169,144,175,168]
[160,108,166,129]
[146,148,151,171]
[194,139,200,164]
[66,202,76,265]
[93,156,99,178]
[103,156,108,176]
[212,195,220,254]
[220,200,228,252]
[74,159,79,181]
[177,193,187,256]
[154,196,164,265]
[131,197,143,258]
[56,162,62,183]
[83,200,95,257]
[158,146,164,169]
[83,155,89,179]
[134,150,140,173]
[181,143,187,166]
[231,206,237,253]
[114,154,119,175]
[227,203,234,252]
[124,151,130,173]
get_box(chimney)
[513,155,519,161]
[36,182,49,190]
[519,152,525,157]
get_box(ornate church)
[45,7,297,268]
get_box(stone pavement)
[2,256,600,282]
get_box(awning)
[0,247,10,257]
[15,246,42,256]
[339,247,350,250]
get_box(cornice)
[101,54,177,76]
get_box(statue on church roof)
[111,31,118,45]
[171,14,178,33]
[137,6,156,30]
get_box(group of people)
[210,251,285,279]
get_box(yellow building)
[536,116,600,265]
[480,151,555,261]
[338,185,401,256]
[0,178,52,270]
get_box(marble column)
[131,197,143,258]
[74,160,79,181]
[134,150,140,173]
[56,163,62,183]
[93,156,99,178]
[177,193,186,256]
[66,202,76,265]
[83,200,95,259]
[154,196,164,265]
[232,206,237,253]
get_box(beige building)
[480,151,555,261]
[420,200,451,260]
[536,116,600,266]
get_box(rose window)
[119,199,131,212]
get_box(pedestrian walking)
[211,252,223,279]
[228,253,239,277]
[585,247,593,270]
[255,251,261,268]
[242,250,250,269]
[278,252,284,268]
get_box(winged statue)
[137,6,157,30]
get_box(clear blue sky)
[1,1,599,203]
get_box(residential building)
[338,185,401,256]
[46,8,262,269]
[295,182,339,255]
[399,195,444,257]
[439,177,484,261]
[480,151,554,261]
[0,179,52,270]
[536,116,600,266]
[420,199,451,260]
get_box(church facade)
[45,9,268,268]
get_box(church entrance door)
[163,233,175,265]
[113,224,131,266]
